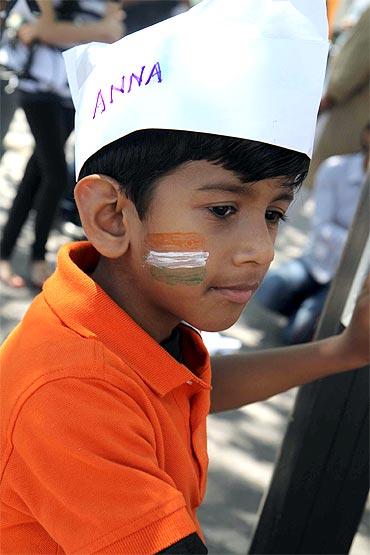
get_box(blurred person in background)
[331,0,370,34]
[304,5,369,188]
[122,0,191,34]
[254,123,370,345]
[326,0,342,37]
[0,0,125,288]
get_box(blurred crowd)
[0,0,369,344]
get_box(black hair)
[79,129,310,219]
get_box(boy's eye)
[265,209,287,225]
[208,206,236,218]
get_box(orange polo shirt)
[1,242,211,554]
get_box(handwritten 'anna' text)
[92,61,162,119]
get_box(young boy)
[1,1,369,554]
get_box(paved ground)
[1,109,368,554]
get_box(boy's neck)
[90,256,180,344]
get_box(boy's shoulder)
[0,243,144,405]
[0,287,153,457]
[2,287,102,387]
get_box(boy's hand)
[337,274,370,368]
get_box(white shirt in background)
[303,152,365,284]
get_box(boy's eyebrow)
[270,189,295,203]
[196,182,295,202]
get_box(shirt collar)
[43,242,211,397]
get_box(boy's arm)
[210,276,369,413]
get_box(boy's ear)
[74,174,132,258]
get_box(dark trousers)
[0,92,75,261]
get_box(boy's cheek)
[143,232,209,287]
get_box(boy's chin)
[187,311,244,333]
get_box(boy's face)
[107,160,294,338]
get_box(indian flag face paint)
[145,233,209,286]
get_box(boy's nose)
[232,220,275,267]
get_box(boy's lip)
[209,282,260,304]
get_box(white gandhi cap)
[63,0,329,178]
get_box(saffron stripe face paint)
[145,233,209,286]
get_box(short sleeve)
[6,378,196,554]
